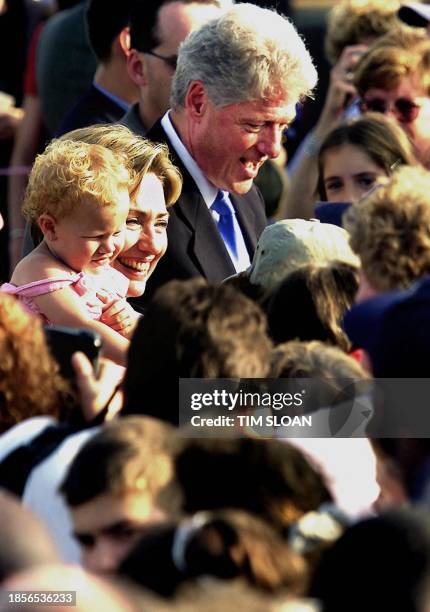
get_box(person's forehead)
[363,73,429,98]
[323,144,384,174]
[229,96,297,124]
[71,491,154,533]
[131,173,168,215]
[75,199,128,229]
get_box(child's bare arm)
[33,287,129,366]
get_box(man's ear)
[185,81,209,121]
[118,26,131,57]
[112,27,131,62]
[38,213,58,241]
[127,49,147,87]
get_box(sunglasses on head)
[359,97,421,123]
[145,50,178,71]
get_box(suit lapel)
[149,121,236,279]
[231,192,259,255]
[177,173,235,279]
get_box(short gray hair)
[171,3,318,109]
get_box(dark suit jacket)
[121,114,267,305]
[55,85,126,137]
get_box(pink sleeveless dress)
[1,268,129,324]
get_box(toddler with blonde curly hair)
[2,139,138,365]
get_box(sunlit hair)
[22,139,131,223]
[60,416,181,513]
[0,294,70,432]
[325,0,401,66]
[345,165,430,291]
[60,124,182,207]
[171,3,317,109]
[270,340,368,380]
[317,113,417,200]
[119,509,307,597]
[354,27,430,97]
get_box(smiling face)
[113,173,169,297]
[184,88,295,194]
[322,144,388,203]
[44,190,130,273]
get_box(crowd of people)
[1,0,430,609]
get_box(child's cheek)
[115,233,126,254]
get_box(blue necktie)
[211,190,238,259]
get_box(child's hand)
[99,297,141,338]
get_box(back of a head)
[174,437,332,531]
[60,416,181,514]
[0,293,69,432]
[312,508,430,611]
[267,263,359,350]
[123,279,272,422]
[325,0,401,65]
[86,0,134,62]
[129,0,160,53]
[119,509,307,598]
[0,491,59,583]
[270,340,367,381]
[249,220,359,293]
[269,341,369,415]
[171,3,317,109]
[345,164,430,292]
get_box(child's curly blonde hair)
[22,139,131,223]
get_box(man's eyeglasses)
[145,50,177,71]
[359,97,421,124]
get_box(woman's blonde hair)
[60,124,182,207]
[22,139,131,223]
[345,165,430,291]
[0,294,70,432]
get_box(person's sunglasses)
[359,97,421,123]
[145,50,178,71]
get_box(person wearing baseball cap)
[398,2,430,32]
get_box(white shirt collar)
[161,111,217,208]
